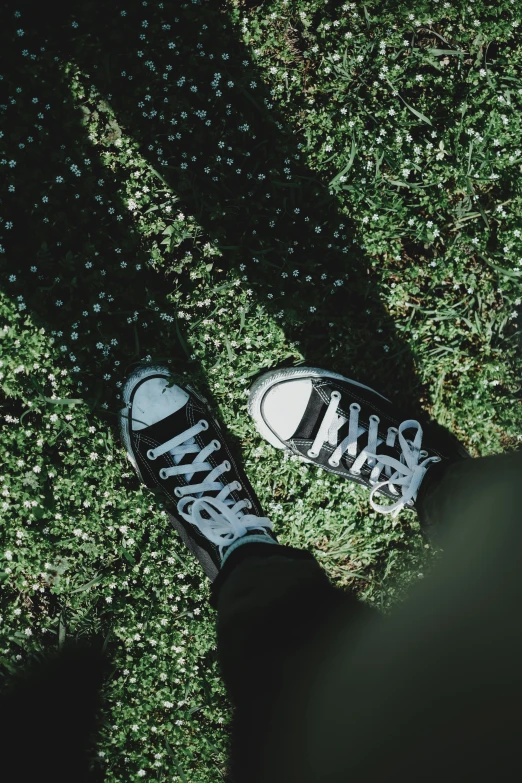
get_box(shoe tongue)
[137,406,204,472]
[291,380,361,443]
[136,405,189,445]
[290,383,328,441]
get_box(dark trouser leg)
[210,450,522,783]
[209,543,380,782]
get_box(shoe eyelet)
[369,414,380,423]
[328,458,340,467]
[331,391,341,401]
[199,419,209,431]
[159,468,168,480]
[223,460,231,471]
[212,439,220,450]
[174,487,183,498]
[245,500,252,509]
[235,482,242,492]
[307,449,318,458]
[350,403,361,412]
[147,449,156,460]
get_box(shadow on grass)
[1,0,463,452]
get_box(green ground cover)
[1,0,522,780]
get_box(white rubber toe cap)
[131,377,189,430]
[261,378,313,441]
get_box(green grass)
[1,0,522,779]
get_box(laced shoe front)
[248,367,472,521]
[120,365,279,581]
[304,389,439,517]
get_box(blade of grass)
[329,135,357,188]
[70,572,104,594]
[477,253,522,284]
[426,48,468,56]
[385,78,433,126]
[374,149,385,181]
[466,139,475,176]
[58,612,66,648]
[222,334,236,362]
[165,739,188,783]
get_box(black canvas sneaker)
[119,365,280,582]
[248,366,472,523]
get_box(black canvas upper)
[127,373,278,581]
[261,375,471,509]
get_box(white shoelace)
[147,418,273,558]
[307,391,441,518]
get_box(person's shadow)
[1,0,478,452]
[0,639,111,783]
[0,0,502,779]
